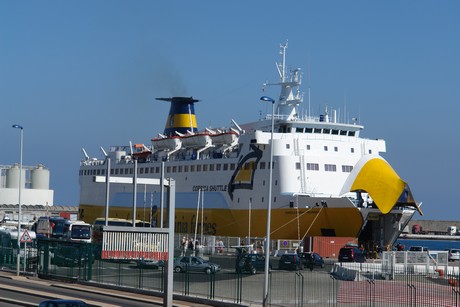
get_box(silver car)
[447,249,460,261]
[174,256,221,274]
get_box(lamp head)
[12,124,23,130]
[260,96,275,103]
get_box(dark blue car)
[338,247,366,262]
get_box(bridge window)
[340,130,347,136]
[305,128,313,133]
[307,163,319,171]
[296,127,304,132]
[323,129,330,134]
[296,162,301,170]
[314,128,322,133]
[325,164,337,172]
[342,165,353,172]
[324,146,328,151]
[331,130,339,135]
[348,131,356,137]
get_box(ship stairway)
[294,138,307,194]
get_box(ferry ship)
[79,43,422,247]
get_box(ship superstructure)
[79,43,421,248]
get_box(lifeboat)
[151,134,182,151]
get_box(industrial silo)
[5,164,26,189]
[30,164,50,190]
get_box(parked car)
[298,252,325,270]
[38,299,89,307]
[137,258,164,269]
[278,253,303,270]
[409,246,429,252]
[338,247,366,263]
[173,256,221,274]
[446,248,460,261]
[236,253,271,274]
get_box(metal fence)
[2,238,460,306]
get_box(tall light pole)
[12,124,23,276]
[260,96,275,306]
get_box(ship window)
[223,164,228,171]
[325,164,337,172]
[178,165,183,172]
[323,129,330,134]
[275,179,277,185]
[274,197,276,203]
[101,169,105,175]
[351,148,355,153]
[368,149,372,154]
[146,168,150,174]
[230,163,236,170]
[110,169,113,175]
[166,166,171,173]
[216,164,221,171]
[115,169,119,175]
[305,128,313,133]
[348,131,355,137]
[296,162,301,170]
[130,168,133,174]
[340,130,347,136]
[155,167,160,173]
[306,145,311,150]
[342,165,353,172]
[260,162,266,169]
[97,169,100,175]
[210,164,214,171]
[203,165,208,171]
[244,163,251,170]
[140,168,144,174]
[172,166,176,173]
[150,167,154,173]
[334,146,338,152]
[196,165,201,172]
[286,144,290,149]
[314,128,322,133]
[184,165,189,172]
[331,129,339,135]
[263,180,265,185]
[296,127,304,133]
[324,146,328,151]
[262,197,264,202]
[307,163,319,171]
[190,165,195,172]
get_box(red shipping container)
[60,212,71,219]
[304,237,357,259]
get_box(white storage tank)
[30,164,50,190]
[5,164,26,189]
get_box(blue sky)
[1,1,459,221]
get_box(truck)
[448,226,457,236]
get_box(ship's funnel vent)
[156,97,200,137]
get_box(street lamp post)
[260,96,275,306]
[12,124,23,276]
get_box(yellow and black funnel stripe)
[156,97,199,136]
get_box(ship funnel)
[156,97,200,136]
